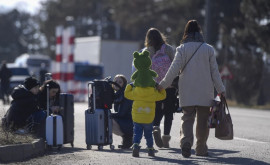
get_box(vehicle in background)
[74,62,103,81]
[14,53,51,79]
[6,63,30,91]
[74,36,140,80]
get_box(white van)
[15,54,51,79]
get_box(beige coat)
[160,42,225,107]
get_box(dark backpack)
[89,77,120,110]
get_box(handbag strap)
[180,42,204,74]
[221,95,230,114]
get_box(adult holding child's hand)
[158,20,226,158]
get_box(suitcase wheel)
[47,145,52,150]
[110,145,115,150]
[71,142,74,148]
[57,145,62,150]
[98,145,103,150]
[87,145,92,150]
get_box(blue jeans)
[133,122,153,148]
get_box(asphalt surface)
[1,102,270,165]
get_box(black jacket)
[5,85,39,129]
[111,87,133,136]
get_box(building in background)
[74,36,140,80]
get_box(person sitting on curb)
[30,79,61,138]
[3,77,40,133]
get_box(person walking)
[0,61,12,104]
[143,27,176,148]
[157,20,225,157]
[125,50,166,157]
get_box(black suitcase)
[85,82,114,150]
[59,93,74,147]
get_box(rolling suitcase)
[85,81,114,150]
[59,93,74,147]
[45,83,64,149]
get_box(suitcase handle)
[87,82,95,113]
[46,84,50,117]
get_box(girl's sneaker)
[132,143,141,157]
[153,126,163,148]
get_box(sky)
[0,0,45,14]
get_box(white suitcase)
[46,115,64,147]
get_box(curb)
[0,138,45,163]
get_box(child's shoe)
[132,143,141,157]
[148,148,155,157]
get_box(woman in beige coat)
[158,20,225,158]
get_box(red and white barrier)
[52,26,87,102]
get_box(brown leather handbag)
[215,95,234,140]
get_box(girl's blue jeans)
[133,122,153,148]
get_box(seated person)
[37,79,61,113]
[111,74,133,149]
[3,77,40,132]
[32,79,61,138]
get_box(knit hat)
[24,77,40,90]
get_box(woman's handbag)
[215,95,234,140]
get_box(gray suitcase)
[85,82,114,150]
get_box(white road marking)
[234,137,268,144]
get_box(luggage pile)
[85,77,120,150]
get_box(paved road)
[1,102,270,165]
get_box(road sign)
[220,65,233,79]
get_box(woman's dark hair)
[181,20,203,43]
[114,74,127,88]
[38,80,61,109]
[144,28,167,52]
[39,80,60,101]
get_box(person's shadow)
[148,148,270,165]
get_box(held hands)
[156,84,164,92]
[218,92,226,98]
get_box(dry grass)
[0,125,35,146]
[0,104,36,146]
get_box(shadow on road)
[45,146,85,155]
[44,146,269,165]
[203,149,270,165]
[152,148,269,165]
